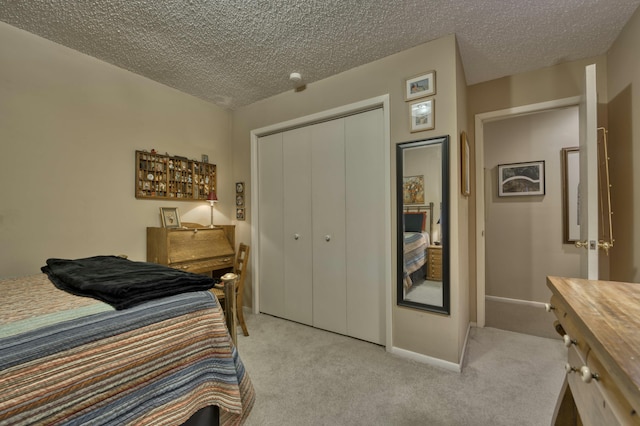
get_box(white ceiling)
[1,1,638,110]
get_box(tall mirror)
[397,135,450,314]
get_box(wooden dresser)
[147,225,235,276]
[547,276,640,426]
[427,245,442,281]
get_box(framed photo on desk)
[160,207,181,228]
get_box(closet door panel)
[257,133,285,317]
[311,119,347,334]
[282,127,313,325]
[345,109,385,344]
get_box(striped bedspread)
[403,232,428,290]
[0,274,254,426]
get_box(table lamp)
[207,190,218,227]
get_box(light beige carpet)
[236,311,565,426]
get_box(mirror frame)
[396,135,450,314]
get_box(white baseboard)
[459,323,471,367]
[485,295,546,309]
[389,322,472,373]
[390,346,462,373]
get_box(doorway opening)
[474,96,581,328]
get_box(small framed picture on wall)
[404,70,436,101]
[410,99,435,132]
[235,181,246,220]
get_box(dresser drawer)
[171,256,234,274]
[428,246,442,259]
[566,346,620,426]
[426,246,442,281]
[428,256,442,266]
[427,269,441,281]
[550,295,591,358]
[585,346,640,425]
[565,345,640,425]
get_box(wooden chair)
[211,243,250,336]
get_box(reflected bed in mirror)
[397,135,450,314]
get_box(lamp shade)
[207,191,218,202]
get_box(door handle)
[325,235,331,242]
[574,240,588,249]
[575,240,599,250]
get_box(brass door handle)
[574,240,588,249]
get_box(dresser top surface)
[547,276,640,408]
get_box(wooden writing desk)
[547,276,640,425]
[147,225,235,276]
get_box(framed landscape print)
[497,161,545,197]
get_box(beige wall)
[454,41,470,356]
[606,6,640,283]
[466,56,609,322]
[233,35,468,363]
[0,22,234,278]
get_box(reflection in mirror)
[397,136,449,314]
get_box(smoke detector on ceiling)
[289,72,302,83]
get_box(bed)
[0,256,254,426]
[403,204,434,290]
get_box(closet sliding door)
[257,133,285,318]
[345,109,384,344]
[282,127,313,325]
[311,119,347,335]
[257,107,385,345]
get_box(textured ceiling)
[1,1,639,110]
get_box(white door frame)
[474,96,580,327]
[250,95,393,348]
